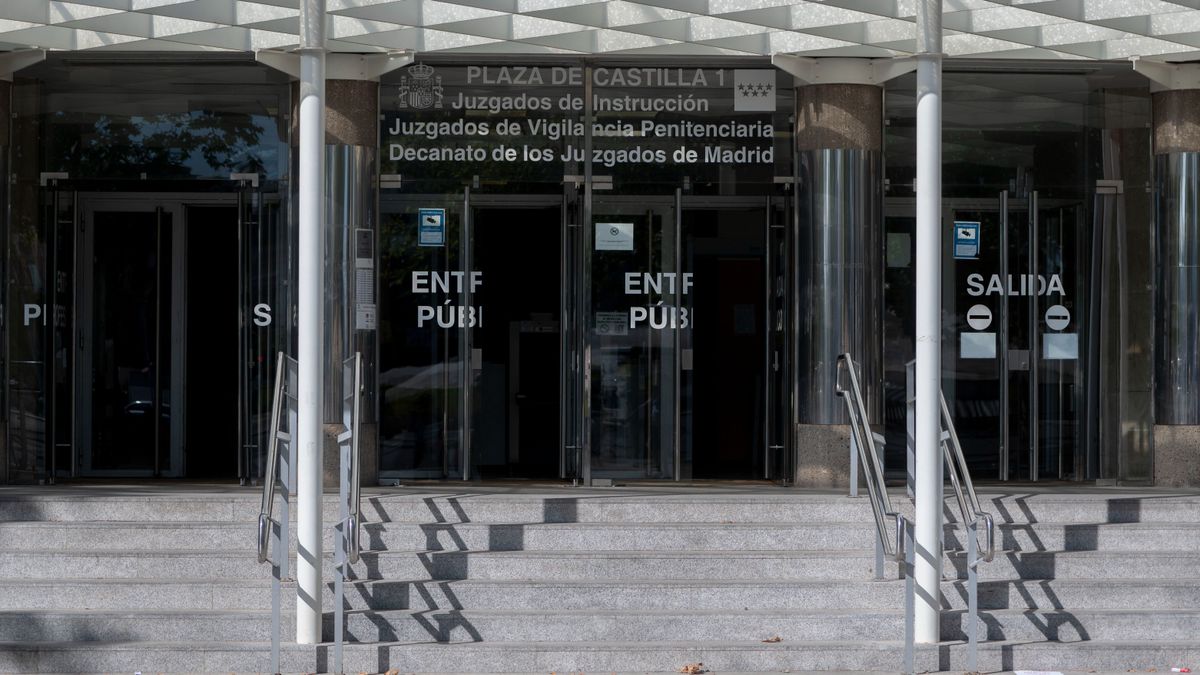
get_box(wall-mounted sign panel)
[954,221,980,259]
[596,222,633,251]
[418,208,445,247]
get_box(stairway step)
[331,608,906,643]
[944,549,1200,580]
[0,609,275,643]
[943,521,1200,551]
[942,578,1200,610]
[5,490,1200,526]
[938,639,1200,671]
[7,518,1194,553]
[0,639,942,673]
[942,608,1200,642]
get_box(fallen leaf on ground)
[762,635,783,643]
[679,663,705,674]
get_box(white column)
[914,0,944,644]
[296,0,326,646]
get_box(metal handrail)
[836,353,905,563]
[347,352,363,564]
[257,351,288,565]
[937,388,994,674]
[939,393,995,563]
[334,352,365,673]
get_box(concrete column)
[913,0,945,643]
[295,0,326,644]
[792,82,884,488]
[322,78,379,488]
[1151,88,1200,487]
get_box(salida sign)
[966,273,1065,297]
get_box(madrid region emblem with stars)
[398,63,443,110]
[733,70,776,112]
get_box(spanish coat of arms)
[397,63,443,109]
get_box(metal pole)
[913,0,944,645]
[296,0,326,646]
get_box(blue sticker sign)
[953,221,980,260]
[418,208,446,247]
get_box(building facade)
[1,3,1200,489]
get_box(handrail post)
[334,351,365,672]
[849,428,860,498]
[257,351,294,675]
[967,517,980,672]
[903,518,916,674]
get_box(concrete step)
[943,521,1200,551]
[0,639,942,673]
[0,496,256,523]
[942,578,1200,610]
[0,609,276,643]
[0,520,881,552]
[324,578,910,612]
[331,608,906,643]
[5,636,1198,673]
[938,493,1200,526]
[941,608,1200,642]
[0,492,878,524]
[0,521,254,551]
[0,548,893,581]
[6,518,1195,553]
[38,589,1200,646]
[7,490,1197,525]
[0,579,275,611]
[944,549,1200,580]
[937,639,1200,672]
[0,577,905,612]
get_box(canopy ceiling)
[3,0,1200,61]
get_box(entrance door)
[378,192,563,480]
[946,191,1088,480]
[682,198,774,480]
[588,195,681,480]
[78,203,183,475]
[470,198,562,479]
[585,194,782,481]
[76,195,244,477]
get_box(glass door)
[946,190,1089,481]
[379,189,566,481]
[77,201,183,476]
[378,191,469,479]
[588,194,681,480]
[679,196,776,480]
[468,195,563,479]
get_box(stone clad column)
[772,57,912,488]
[793,83,883,488]
[1150,87,1200,486]
[323,78,380,487]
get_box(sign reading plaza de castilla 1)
[381,63,786,177]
